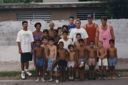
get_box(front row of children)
[33,37,117,83]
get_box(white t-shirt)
[69,27,88,42]
[16,30,34,53]
[59,38,73,50]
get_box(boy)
[87,41,97,80]
[40,37,49,79]
[57,42,68,82]
[68,44,78,80]
[97,41,107,80]
[108,39,118,79]
[47,38,57,81]
[74,33,82,48]
[34,40,46,82]
[76,39,87,80]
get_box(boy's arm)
[65,49,69,61]
[97,49,100,58]
[54,46,57,61]
[103,49,107,58]
[84,48,88,59]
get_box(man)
[68,16,76,31]
[69,19,88,45]
[16,21,34,79]
[96,16,115,49]
[84,15,98,45]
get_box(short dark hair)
[68,44,74,49]
[78,39,84,43]
[63,31,68,34]
[22,21,28,25]
[76,33,81,37]
[58,41,64,45]
[43,29,49,33]
[34,22,41,27]
[101,16,108,21]
[109,39,115,44]
[69,16,74,19]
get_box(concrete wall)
[0,19,127,62]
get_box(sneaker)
[48,78,53,82]
[35,78,40,82]
[55,80,59,83]
[21,71,25,80]
[41,78,45,82]
[25,70,32,76]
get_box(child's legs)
[48,59,53,78]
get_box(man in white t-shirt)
[69,19,88,44]
[59,31,73,50]
[16,21,34,80]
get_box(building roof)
[0,1,106,9]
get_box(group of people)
[16,15,117,83]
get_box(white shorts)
[68,61,75,68]
[98,58,108,66]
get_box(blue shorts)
[47,59,53,71]
[35,58,44,68]
[108,57,116,66]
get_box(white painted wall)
[0,19,127,62]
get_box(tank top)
[85,23,96,44]
[99,24,112,49]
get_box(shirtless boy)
[57,42,68,82]
[97,41,107,80]
[47,38,57,81]
[108,39,118,79]
[87,41,97,80]
[34,40,46,82]
[76,39,87,80]
[68,44,78,80]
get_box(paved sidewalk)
[0,79,128,85]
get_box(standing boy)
[97,41,107,80]
[108,39,118,79]
[87,41,97,80]
[76,39,87,80]
[47,38,57,81]
[34,40,46,82]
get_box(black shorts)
[21,52,32,63]
[58,60,67,71]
